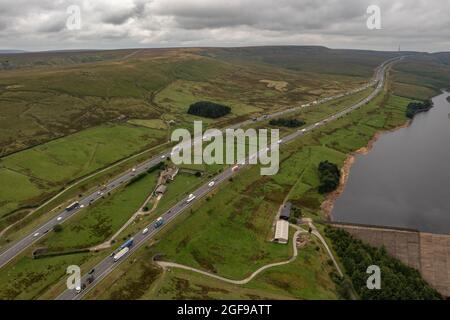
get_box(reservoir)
[332,91,450,235]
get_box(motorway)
[56,56,401,300]
[0,58,391,270]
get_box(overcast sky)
[0,0,448,52]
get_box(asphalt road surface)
[56,56,401,300]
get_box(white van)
[186,194,196,203]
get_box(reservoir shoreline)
[327,90,450,234]
[321,119,411,220]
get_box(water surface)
[332,92,450,234]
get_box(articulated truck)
[119,237,134,250]
[65,201,80,211]
[112,238,134,262]
[113,247,129,262]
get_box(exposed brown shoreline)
[321,120,412,220]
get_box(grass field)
[0,123,166,220]
[392,54,450,100]
[39,171,159,251]
[84,233,338,300]
[0,251,95,300]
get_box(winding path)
[155,224,343,285]
[155,229,304,285]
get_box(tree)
[318,161,340,194]
[405,100,433,119]
[187,101,231,118]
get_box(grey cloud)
[0,0,449,52]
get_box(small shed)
[274,220,289,244]
[155,184,167,195]
[279,202,292,221]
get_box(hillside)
[0,46,390,156]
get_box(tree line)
[325,227,442,300]
[405,100,433,119]
[269,118,305,128]
[187,101,231,119]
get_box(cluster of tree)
[187,101,231,119]
[318,161,340,194]
[289,205,302,224]
[325,227,442,300]
[269,118,305,128]
[405,100,433,119]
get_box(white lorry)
[113,247,129,262]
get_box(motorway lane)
[57,57,402,300]
[0,59,390,270]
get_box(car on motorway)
[75,286,82,294]
[278,139,282,144]
[186,194,196,203]
[142,227,149,235]
[131,168,136,172]
[154,217,164,228]
[57,216,63,221]
[33,232,40,237]
[161,155,166,159]
[208,181,215,187]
